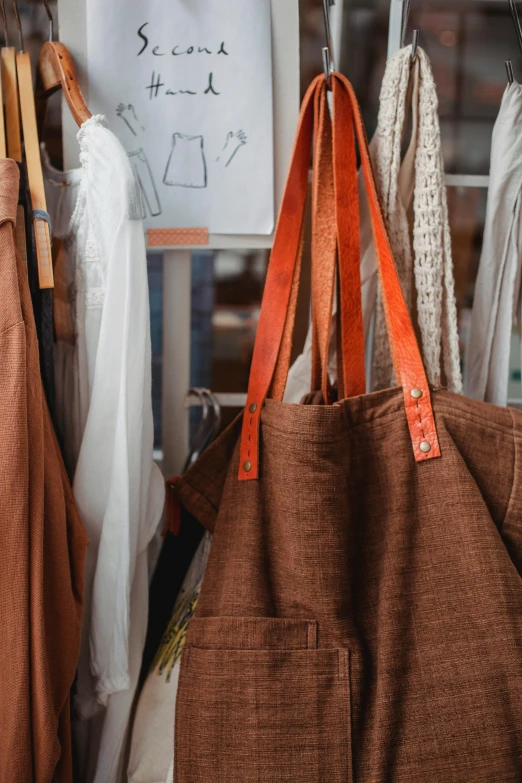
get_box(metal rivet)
[248,402,257,414]
[243,460,252,472]
[419,441,431,454]
[410,388,423,399]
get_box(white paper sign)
[86,0,274,236]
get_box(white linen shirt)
[43,115,165,782]
[465,82,522,405]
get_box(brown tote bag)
[173,73,522,782]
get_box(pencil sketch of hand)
[216,130,247,167]
[116,103,146,136]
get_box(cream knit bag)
[372,45,462,392]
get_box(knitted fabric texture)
[372,46,462,392]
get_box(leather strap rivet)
[419,441,431,454]
[243,460,252,472]
[410,388,423,399]
[248,402,257,414]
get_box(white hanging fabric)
[43,116,165,783]
[128,533,212,783]
[465,82,522,406]
[284,45,462,402]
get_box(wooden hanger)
[3,48,21,160]
[36,41,92,132]
[0,3,8,158]
[32,0,93,290]
[35,0,91,131]
[0,74,6,158]
[36,42,92,132]
[0,69,5,158]
[12,0,53,287]
[0,1,27,265]
[0,1,20,162]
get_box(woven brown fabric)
[0,158,88,782]
[173,75,522,783]
[175,390,522,782]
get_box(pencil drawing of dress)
[163,133,207,189]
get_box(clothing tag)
[147,227,209,247]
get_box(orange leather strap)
[333,78,366,399]
[238,76,322,478]
[269,215,306,400]
[310,83,337,402]
[335,274,346,401]
[309,82,366,402]
[273,80,333,401]
[271,82,347,403]
[332,74,440,462]
[239,74,440,481]
[268,78,324,401]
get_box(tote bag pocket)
[175,617,353,783]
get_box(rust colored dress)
[0,158,87,782]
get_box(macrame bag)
[173,73,522,782]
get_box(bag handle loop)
[310,81,350,401]
[238,74,440,481]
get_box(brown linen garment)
[172,76,522,782]
[0,158,88,782]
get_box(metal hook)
[401,0,419,63]
[198,389,221,457]
[184,388,222,469]
[411,29,419,62]
[509,0,522,56]
[321,0,336,85]
[0,0,9,47]
[11,0,23,52]
[184,388,210,470]
[506,2,522,84]
[401,0,412,47]
[42,0,53,42]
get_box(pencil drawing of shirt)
[128,149,161,218]
[163,133,207,188]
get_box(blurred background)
[14,0,522,448]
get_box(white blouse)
[43,115,165,782]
